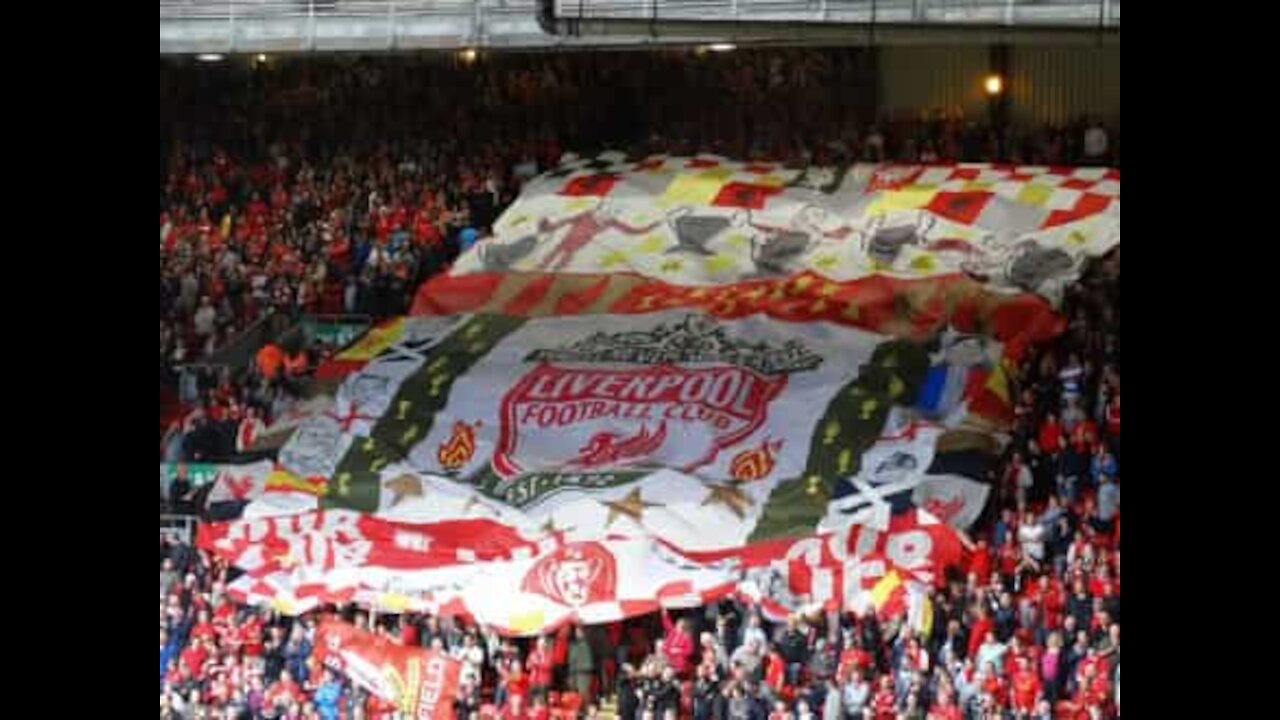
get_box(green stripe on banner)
[466,466,652,507]
[749,339,931,542]
[325,314,528,512]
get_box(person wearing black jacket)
[616,664,638,720]
[693,663,720,720]
[857,610,886,674]
[710,683,731,720]
[778,617,810,687]
[1066,581,1093,631]
[746,684,769,720]
[647,668,681,718]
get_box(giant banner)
[315,620,461,720]
[449,155,1119,304]
[276,311,930,545]
[212,503,962,636]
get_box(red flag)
[315,620,461,720]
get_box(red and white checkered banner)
[453,155,1118,303]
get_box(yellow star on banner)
[1067,230,1089,246]
[600,249,630,269]
[637,235,667,253]
[909,254,938,273]
[814,254,838,271]
[565,198,594,212]
[704,254,736,274]
[602,488,659,527]
[510,215,530,227]
[540,516,576,536]
[384,474,425,507]
[724,233,750,250]
[660,258,684,273]
[701,482,753,520]
[463,489,496,512]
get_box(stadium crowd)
[160,250,1120,720]
[160,51,1117,366]
[159,51,1116,465]
[161,50,1120,720]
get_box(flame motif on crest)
[729,438,784,482]
[438,420,481,470]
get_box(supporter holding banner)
[314,620,461,720]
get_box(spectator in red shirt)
[661,611,695,678]
[870,676,896,720]
[1038,412,1063,456]
[527,636,554,701]
[1010,656,1042,714]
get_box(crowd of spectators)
[160,250,1120,720]
[161,49,1120,720]
[160,49,1117,362]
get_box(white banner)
[453,156,1120,301]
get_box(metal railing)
[160,514,198,545]
[160,0,1118,53]
[551,0,1119,25]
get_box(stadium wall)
[1009,45,1120,126]
[878,44,1119,126]
[878,45,991,120]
